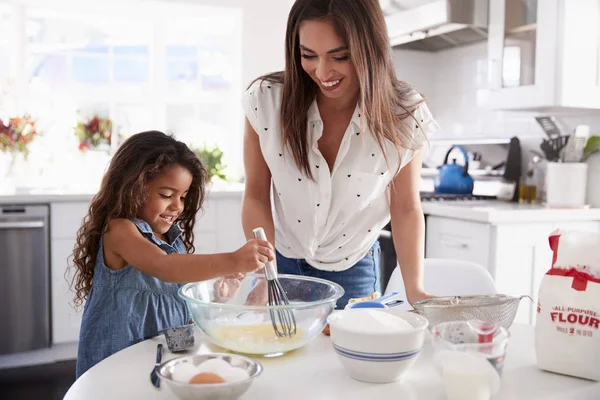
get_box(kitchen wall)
[394,42,600,141]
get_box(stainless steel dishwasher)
[0,204,50,354]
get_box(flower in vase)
[0,114,40,158]
[75,114,116,152]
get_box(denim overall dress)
[75,218,191,378]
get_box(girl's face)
[140,164,193,237]
[299,19,359,103]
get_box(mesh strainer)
[412,294,533,330]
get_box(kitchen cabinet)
[50,202,89,344]
[426,216,600,324]
[49,192,245,345]
[425,216,491,268]
[481,0,600,110]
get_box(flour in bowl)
[336,309,413,333]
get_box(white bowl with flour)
[327,309,429,383]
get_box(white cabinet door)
[50,202,90,239]
[51,238,83,344]
[482,0,600,110]
[425,216,491,270]
[483,0,557,110]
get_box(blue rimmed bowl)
[327,309,429,383]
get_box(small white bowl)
[327,309,429,383]
[156,353,262,400]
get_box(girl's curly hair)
[71,130,208,308]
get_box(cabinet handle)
[0,221,45,229]
[441,240,469,249]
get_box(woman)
[241,0,440,308]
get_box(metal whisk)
[252,228,297,338]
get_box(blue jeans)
[276,241,381,309]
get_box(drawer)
[425,216,491,269]
[50,202,91,239]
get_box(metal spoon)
[150,343,163,388]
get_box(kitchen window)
[0,1,242,192]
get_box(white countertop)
[421,200,600,224]
[0,183,245,205]
[2,186,599,225]
[64,324,600,400]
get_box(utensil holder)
[545,162,588,207]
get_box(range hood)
[383,0,489,52]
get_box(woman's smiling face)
[299,19,359,102]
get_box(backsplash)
[393,42,600,140]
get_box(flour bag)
[535,230,600,381]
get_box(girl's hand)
[230,239,275,274]
[246,279,269,306]
[214,276,244,303]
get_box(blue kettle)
[434,145,474,195]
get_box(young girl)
[72,131,274,378]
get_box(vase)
[0,151,20,192]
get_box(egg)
[219,366,250,382]
[195,358,250,383]
[195,358,233,376]
[189,372,226,384]
[171,362,198,383]
[171,357,251,384]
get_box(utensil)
[412,294,533,330]
[431,320,509,400]
[151,343,164,388]
[252,227,296,338]
[346,291,404,309]
[561,125,590,163]
[535,116,562,139]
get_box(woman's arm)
[389,150,431,304]
[241,117,275,243]
[103,219,274,283]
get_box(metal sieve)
[412,294,533,330]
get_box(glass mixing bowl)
[178,274,344,357]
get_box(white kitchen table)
[64,324,599,400]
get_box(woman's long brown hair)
[253,0,425,179]
[70,131,208,308]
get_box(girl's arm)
[389,150,432,304]
[103,219,274,283]
[241,117,275,243]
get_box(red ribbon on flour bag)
[548,232,600,291]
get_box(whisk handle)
[252,227,277,281]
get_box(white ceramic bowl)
[327,309,429,383]
[156,353,262,400]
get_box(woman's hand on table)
[406,289,435,305]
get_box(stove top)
[419,192,497,202]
